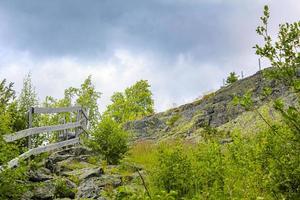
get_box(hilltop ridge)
[125,69,298,141]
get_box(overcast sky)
[0,0,299,112]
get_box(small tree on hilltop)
[226,72,239,85]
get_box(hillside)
[125,69,298,141]
[16,69,299,200]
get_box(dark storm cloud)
[0,0,264,62]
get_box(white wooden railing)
[0,106,88,170]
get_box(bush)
[0,166,28,200]
[89,117,129,164]
[151,142,193,198]
[226,72,238,85]
[54,178,76,198]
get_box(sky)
[0,0,299,112]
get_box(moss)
[86,156,101,165]
[165,110,204,138]
[60,159,96,171]
[218,101,283,135]
[166,113,181,127]
[68,175,80,186]
[202,91,215,101]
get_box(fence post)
[84,108,88,138]
[75,109,80,137]
[28,107,33,149]
[63,114,68,141]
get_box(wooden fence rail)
[4,121,83,142]
[32,106,82,114]
[0,106,88,171]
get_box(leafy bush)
[89,117,129,164]
[54,178,76,198]
[226,72,238,85]
[0,166,28,200]
[137,123,300,199]
[151,142,194,198]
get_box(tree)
[40,76,101,138]
[105,80,154,124]
[88,117,128,164]
[14,74,40,147]
[70,75,101,128]
[254,5,300,198]
[0,79,28,200]
[18,73,38,113]
[226,72,238,85]
[0,79,15,109]
[0,79,18,163]
[88,80,153,164]
[254,5,300,90]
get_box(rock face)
[24,146,136,200]
[28,168,53,182]
[77,175,122,199]
[125,70,297,140]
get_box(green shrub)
[89,117,129,164]
[226,72,238,85]
[151,142,193,198]
[0,166,29,200]
[54,178,76,198]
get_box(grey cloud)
[0,0,273,63]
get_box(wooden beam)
[4,121,82,142]
[33,106,82,114]
[3,138,80,169]
[81,109,89,120]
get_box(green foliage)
[105,80,154,124]
[232,91,253,111]
[226,72,238,85]
[65,75,101,127]
[103,185,178,200]
[54,178,76,198]
[89,117,129,164]
[0,166,29,200]
[274,98,300,133]
[0,79,15,109]
[88,80,153,165]
[39,75,101,142]
[151,143,193,198]
[254,5,300,90]
[16,73,41,147]
[0,79,29,200]
[166,113,181,127]
[124,140,158,170]
[18,73,38,113]
[126,121,299,199]
[0,80,21,165]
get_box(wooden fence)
[0,106,88,170]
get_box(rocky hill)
[22,146,141,200]
[125,70,298,142]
